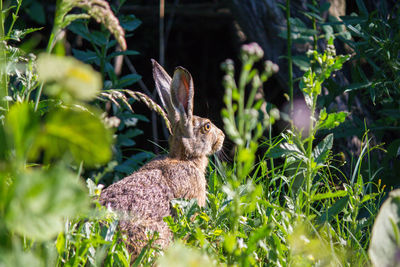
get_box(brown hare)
[99,59,225,257]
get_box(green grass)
[0,1,390,266]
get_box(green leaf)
[267,142,301,159]
[8,28,43,41]
[117,74,142,88]
[107,50,140,60]
[331,55,350,71]
[356,0,368,16]
[317,196,349,225]
[292,55,311,71]
[312,133,333,165]
[32,107,113,166]
[318,111,348,130]
[343,82,372,93]
[319,2,331,13]
[369,189,400,267]
[26,2,46,24]
[0,248,42,267]
[90,31,109,46]
[37,54,102,102]
[5,103,40,161]
[119,15,142,31]
[311,190,347,201]
[0,123,8,161]
[72,49,99,65]
[68,21,92,42]
[5,166,89,241]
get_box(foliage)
[221,42,279,182]
[159,44,384,266]
[0,0,395,266]
[338,2,400,187]
[65,0,152,184]
[369,189,400,267]
[0,0,130,265]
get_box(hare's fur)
[99,60,225,257]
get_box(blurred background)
[8,0,400,186]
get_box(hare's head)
[152,59,224,160]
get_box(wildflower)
[241,42,264,60]
[220,59,235,73]
[264,60,279,74]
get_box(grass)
[0,0,389,266]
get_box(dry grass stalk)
[100,89,172,135]
[73,0,127,50]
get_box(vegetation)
[0,0,398,266]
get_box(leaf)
[90,31,109,46]
[343,82,372,93]
[319,2,331,13]
[311,190,347,201]
[0,248,42,267]
[0,123,8,161]
[72,49,99,65]
[32,107,113,166]
[119,15,142,31]
[68,21,92,42]
[292,55,311,71]
[5,166,89,241]
[157,242,214,267]
[5,103,40,161]
[318,111,348,130]
[117,74,142,88]
[356,0,368,16]
[266,142,302,159]
[312,133,333,165]
[107,50,140,60]
[37,54,102,102]
[331,55,350,71]
[317,196,349,225]
[369,189,400,267]
[8,28,43,41]
[25,2,46,24]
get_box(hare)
[99,59,225,257]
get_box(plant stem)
[312,0,318,50]
[6,0,22,39]
[305,89,317,216]
[286,0,293,117]
[0,0,9,112]
[34,31,56,111]
[238,61,252,141]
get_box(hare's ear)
[151,59,177,122]
[171,67,194,136]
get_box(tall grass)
[0,1,389,266]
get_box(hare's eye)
[202,122,211,133]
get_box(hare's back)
[100,169,173,220]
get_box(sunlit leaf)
[5,165,89,241]
[37,54,102,102]
[312,133,333,165]
[5,102,40,161]
[157,242,215,267]
[369,189,400,267]
[318,111,348,130]
[8,28,43,42]
[317,196,349,225]
[311,190,347,201]
[32,107,113,166]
